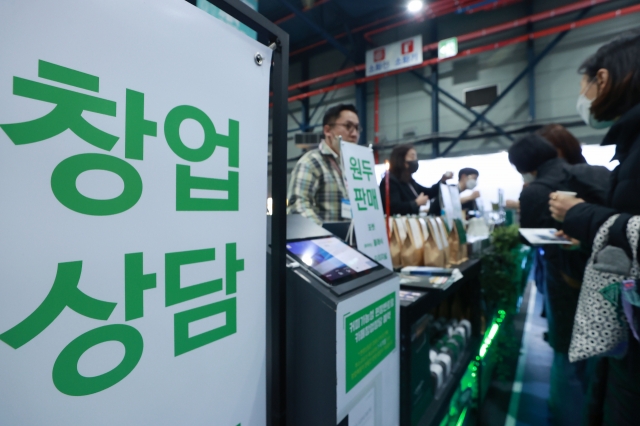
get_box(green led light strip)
[455,406,468,426]
[478,310,506,360]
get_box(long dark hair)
[389,144,415,182]
[537,124,587,165]
[579,29,640,121]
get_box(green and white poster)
[340,142,393,270]
[336,278,400,426]
[0,0,271,424]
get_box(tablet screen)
[286,237,380,285]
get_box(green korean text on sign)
[438,37,458,60]
[345,292,396,392]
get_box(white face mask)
[576,82,615,129]
[522,173,536,184]
[465,178,477,190]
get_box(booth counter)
[399,260,482,426]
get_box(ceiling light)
[407,0,424,13]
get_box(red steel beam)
[286,0,610,93]
[284,3,640,104]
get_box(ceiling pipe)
[274,0,331,25]
[363,0,488,42]
[423,0,610,50]
[285,0,610,94]
[290,11,405,57]
[281,3,640,104]
[290,0,485,56]
[464,0,522,14]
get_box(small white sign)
[365,35,423,77]
[341,142,393,270]
[438,37,458,60]
[336,278,400,426]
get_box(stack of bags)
[388,215,468,269]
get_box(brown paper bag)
[447,220,462,265]
[406,217,425,266]
[398,217,421,267]
[423,217,446,267]
[389,217,403,269]
[454,219,469,263]
[434,217,451,267]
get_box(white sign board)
[0,0,271,425]
[341,142,393,270]
[336,277,400,426]
[439,183,456,229]
[365,35,423,77]
[449,185,464,219]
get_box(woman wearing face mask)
[549,29,640,426]
[379,144,451,215]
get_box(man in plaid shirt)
[287,104,362,224]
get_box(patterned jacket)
[287,142,348,225]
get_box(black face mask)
[407,160,419,174]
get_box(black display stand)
[399,260,483,426]
[282,215,397,426]
[191,2,289,425]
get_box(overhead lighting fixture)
[407,0,424,13]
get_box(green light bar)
[487,323,499,340]
[455,406,468,426]
[478,311,506,359]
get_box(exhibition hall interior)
[1,0,640,425]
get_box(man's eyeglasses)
[331,122,363,133]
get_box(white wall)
[374,144,617,209]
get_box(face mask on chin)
[576,82,615,129]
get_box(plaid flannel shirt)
[287,142,348,225]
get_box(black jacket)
[562,102,640,426]
[519,157,610,352]
[379,173,439,215]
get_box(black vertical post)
[432,139,440,158]
[431,65,439,134]
[300,57,310,131]
[527,0,536,121]
[356,81,368,145]
[269,35,290,426]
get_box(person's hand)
[440,171,454,183]
[549,192,584,222]
[555,230,581,249]
[505,199,520,209]
[416,193,429,206]
[470,190,480,200]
